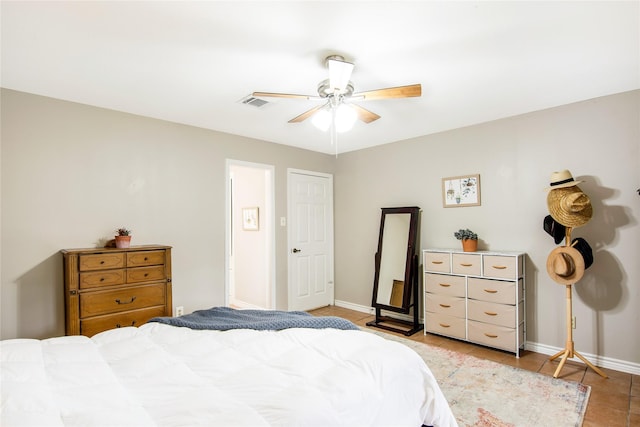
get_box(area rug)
[367,330,590,427]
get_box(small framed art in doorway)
[242,207,259,230]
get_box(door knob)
[292,248,301,253]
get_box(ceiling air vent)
[240,95,270,108]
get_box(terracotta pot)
[461,239,477,252]
[115,235,131,248]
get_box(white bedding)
[1,323,457,426]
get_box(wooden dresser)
[61,245,172,337]
[423,248,525,356]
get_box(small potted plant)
[454,228,478,252]
[115,227,132,248]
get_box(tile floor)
[309,305,639,427]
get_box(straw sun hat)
[547,186,593,228]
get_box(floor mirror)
[366,206,423,336]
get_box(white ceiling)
[2,1,638,154]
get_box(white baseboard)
[525,341,640,375]
[334,300,640,375]
[334,299,374,314]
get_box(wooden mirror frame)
[366,206,423,336]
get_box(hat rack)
[545,170,607,379]
[548,226,607,379]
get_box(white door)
[287,169,334,311]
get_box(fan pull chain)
[331,106,338,156]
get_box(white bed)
[1,322,457,426]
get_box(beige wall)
[0,89,334,339]
[335,90,639,367]
[2,88,638,368]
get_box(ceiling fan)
[252,55,422,131]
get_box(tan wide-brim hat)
[546,245,586,285]
[547,186,593,228]
[545,169,583,191]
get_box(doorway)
[225,160,275,309]
[287,169,335,311]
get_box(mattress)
[1,323,457,426]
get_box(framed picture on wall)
[242,207,259,230]
[442,174,481,207]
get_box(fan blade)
[288,104,327,123]
[252,91,316,100]
[352,84,422,100]
[350,104,381,124]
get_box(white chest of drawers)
[423,249,526,356]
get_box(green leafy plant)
[116,227,132,236]
[454,228,478,240]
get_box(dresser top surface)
[61,245,171,255]
[424,248,525,256]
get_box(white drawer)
[424,251,450,273]
[452,253,481,276]
[425,312,466,340]
[425,294,466,318]
[468,299,523,328]
[483,255,521,279]
[468,320,522,353]
[468,277,521,305]
[425,273,465,297]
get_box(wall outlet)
[572,316,576,329]
[175,306,184,317]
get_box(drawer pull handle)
[100,261,105,264]
[439,283,451,287]
[484,311,498,316]
[460,263,473,267]
[144,257,148,261]
[492,265,507,270]
[100,278,105,282]
[144,273,149,277]
[116,321,137,328]
[431,261,443,265]
[439,304,451,308]
[115,296,136,304]
[484,333,498,338]
[439,323,451,328]
[484,289,498,294]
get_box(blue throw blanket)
[148,307,359,331]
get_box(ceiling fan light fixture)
[311,108,331,132]
[311,103,356,133]
[335,104,357,132]
[328,57,354,93]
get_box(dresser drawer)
[425,294,466,318]
[452,253,481,276]
[425,312,466,340]
[127,250,166,267]
[468,299,523,328]
[483,255,520,279]
[80,306,166,337]
[126,266,166,283]
[79,269,126,289]
[424,252,450,273]
[79,283,166,317]
[425,273,466,297]
[468,320,524,353]
[468,277,521,304]
[79,253,125,271]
